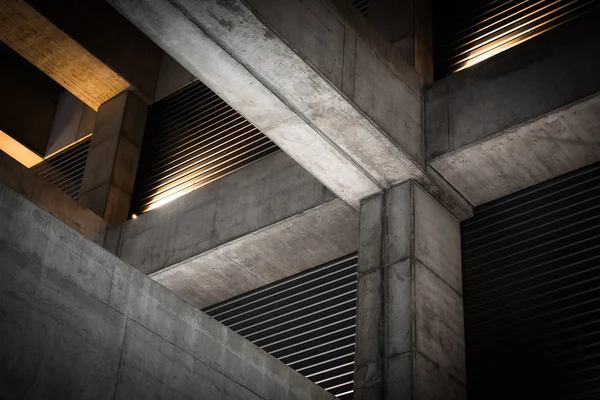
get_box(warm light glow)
[0,130,43,168]
[131,214,138,220]
[44,133,92,159]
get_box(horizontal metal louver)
[203,254,358,399]
[351,0,370,16]
[434,0,600,78]
[130,80,279,215]
[30,136,91,200]
[462,162,600,399]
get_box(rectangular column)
[78,91,147,226]
[355,180,465,399]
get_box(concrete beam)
[107,0,472,220]
[152,199,359,309]
[0,0,130,110]
[426,10,600,206]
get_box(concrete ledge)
[0,150,106,244]
[430,93,600,206]
[152,198,359,308]
[0,183,334,400]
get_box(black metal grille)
[462,162,600,400]
[203,254,358,399]
[30,136,91,200]
[130,80,279,215]
[434,0,600,78]
[352,0,369,16]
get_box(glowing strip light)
[0,130,43,168]
[449,0,599,73]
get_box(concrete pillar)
[78,91,147,226]
[368,0,433,82]
[355,180,465,399]
[46,91,96,156]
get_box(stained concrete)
[107,0,473,221]
[0,0,130,111]
[355,181,465,399]
[0,150,106,244]
[0,183,335,400]
[426,9,600,206]
[114,151,355,276]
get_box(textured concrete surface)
[107,0,472,221]
[154,52,197,102]
[355,181,465,399]
[0,183,335,400]
[0,43,61,156]
[46,91,96,156]
[25,0,162,104]
[114,151,351,276]
[152,198,359,308]
[79,91,146,225]
[0,0,130,110]
[0,150,106,244]
[426,9,600,206]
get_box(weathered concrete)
[0,43,61,156]
[0,0,130,110]
[107,0,473,220]
[79,91,147,226]
[152,198,359,309]
[0,183,335,400]
[0,150,106,244]
[368,0,433,82]
[154,52,197,102]
[426,9,600,206]
[111,151,357,282]
[46,91,96,156]
[355,180,465,399]
[25,0,162,104]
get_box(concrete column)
[355,180,465,399]
[78,91,147,226]
[368,0,433,82]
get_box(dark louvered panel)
[30,136,91,200]
[204,254,358,399]
[434,0,600,78]
[462,162,600,400]
[130,80,279,215]
[352,0,369,16]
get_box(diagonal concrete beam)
[107,0,472,219]
[0,0,129,110]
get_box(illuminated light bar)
[130,80,279,215]
[436,0,600,76]
[0,129,43,168]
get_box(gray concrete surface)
[154,52,197,102]
[112,151,353,275]
[426,9,600,206]
[355,180,465,399]
[46,91,96,156]
[152,198,359,308]
[0,150,106,244]
[0,183,335,400]
[79,91,146,225]
[107,0,473,221]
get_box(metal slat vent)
[130,80,279,215]
[30,136,91,200]
[352,0,370,16]
[203,254,358,399]
[434,0,600,78]
[462,162,600,399]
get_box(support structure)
[355,180,465,399]
[78,91,147,226]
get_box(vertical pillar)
[367,0,433,82]
[78,91,146,226]
[355,180,466,399]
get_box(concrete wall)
[111,150,337,275]
[245,0,424,164]
[46,91,96,156]
[0,43,61,155]
[426,8,600,161]
[0,150,106,244]
[154,52,197,102]
[0,183,334,400]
